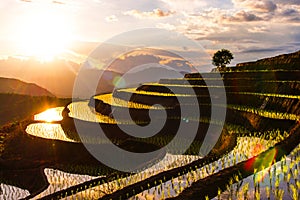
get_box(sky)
[0,0,299,66]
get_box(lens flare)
[244,147,278,181]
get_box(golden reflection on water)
[68,101,117,124]
[34,107,64,122]
[26,123,76,142]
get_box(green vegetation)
[212,49,234,69]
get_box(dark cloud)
[288,17,300,23]
[196,34,245,43]
[233,0,277,12]
[287,42,300,46]
[280,8,300,23]
[274,0,300,4]
[255,0,277,12]
[240,39,260,44]
[282,9,298,16]
[226,11,263,22]
[241,47,285,53]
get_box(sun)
[16,11,72,62]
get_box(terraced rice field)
[67,101,117,124]
[2,68,300,199]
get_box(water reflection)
[68,101,117,124]
[34,107,64,122]
[26,123,76,142]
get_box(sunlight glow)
[34,107,64,122]
[15,10,72,62]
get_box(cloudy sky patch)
[0,0,298,66]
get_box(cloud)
[275,5,300,23]
[288,17,300,23]
[233,0,277,12]
[156,23,176,30]
[52,1,65,5]
[240,46,286,53]
[274,0,300,5]
[254,0,277,12]
[19,0,67,5]
[105,15,118,22]
[160,0,208,12]
[247,26,268,33]
[224,11,263,22]
[19,0,32,2]
[282,8,298,16]
[124,8,175,19]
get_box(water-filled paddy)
[5,133,288,199]
[34,107,64,122]
[68,101,117,123]
[26,123,75,142]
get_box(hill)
[0,93,70,126]
[0,77,54,97]
[236,50,300,70]
[0,58,80,97]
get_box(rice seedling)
[125,135,280,200]
[226,104,299,120]
[94,93,163,110]
[67,101,117,124]
[212,142,300,200]
[236,92,300,99]
[116,88,196,97]
[26,123,76,142]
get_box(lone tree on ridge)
[212,49,234,69]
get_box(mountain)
[0,47,198,98]
[0,57,127,98]
[0,77,54,97]
[0,58,80,97]
[72,69,122,99]
[99,48,198,74]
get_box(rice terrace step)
[1,50,300,199]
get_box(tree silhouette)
[212,49,234,69]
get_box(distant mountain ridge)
[0,77,54,97]
[0,58,80,97]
